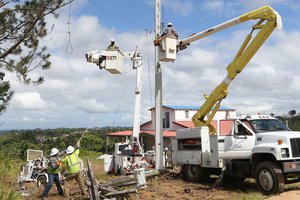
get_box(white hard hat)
[168,22,172,26]
[50,148,59,156]
[66,146,75,154]
[110,38,115,42]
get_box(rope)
[65,2,73,54]
[75,114,97,146]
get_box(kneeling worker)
[62,141,87,197]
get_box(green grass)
[0,157,22,200]
[232,191,266,200]
[285,182,300,190]
[0,188,21,200]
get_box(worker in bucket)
[154,22,179,48]
[61,141,87,197]
[161,22,178,39]
[41,148,64,200]
[107,38,119,50]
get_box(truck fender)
[251,145,282,161]
[251,152,277,176]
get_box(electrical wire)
[161,0,165,33]
[145,31,153,107]
[86,0,151,32]
[112,66,132,127]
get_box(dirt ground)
[266,190,300,200]
[20,160,300,200]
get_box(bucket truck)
[86,48,144,175]
[160,5,300,194]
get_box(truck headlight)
[281,148,289,158]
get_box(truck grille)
[290,138,300,157]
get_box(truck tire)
[185,164,203,182]
[255,161,284,194]
[37,175,47,188]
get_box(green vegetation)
[276,116,300,131]
[0,126,130,199]
[232,191,265,200]
[0,153,22,200]
[0,126,129,160]
[0,0,72,114]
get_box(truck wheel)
[185,164,202,182]
[37,175,47,188]
[255,161,284,194]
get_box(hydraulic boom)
[178,6,282,134]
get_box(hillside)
[0,126,130,199]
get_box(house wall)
[141,134,171,151]
[143,108,236,131]
[175,110,236,121]
[141,121,153,131]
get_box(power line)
[145,31,153,106]
[112,66,132,127]
[86,0,151,32]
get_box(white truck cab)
[172,114,300,194]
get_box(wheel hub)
[259,169,273,191]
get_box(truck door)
[218,120,255,159]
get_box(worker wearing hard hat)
[107,38,119,50]
[61,141,87,197]
[161,22,179,38]
[41,148,64,200]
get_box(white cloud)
[2,1,300,129]
[76,98,111,113]
[10,92,53,110]
[236,0,300,9]
[162,0,193,17]
[9,117,50,122]
[202,1,224,11]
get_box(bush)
[0,154,22,200]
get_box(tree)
[0,72,13,113]
[0,0,72,113]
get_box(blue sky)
[1,0,300,130]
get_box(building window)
[163,112,170,129]
[185,110,189,118]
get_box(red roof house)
[106,105,236,151]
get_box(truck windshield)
[250,119,290,133]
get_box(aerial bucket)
[159,36,177,62]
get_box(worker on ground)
[62,141,87,197]
[41,148,64,200]
[107,38,119,50]
[161,22,179,39]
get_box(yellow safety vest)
[62,149,80,174]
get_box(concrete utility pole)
[154,0,164,169]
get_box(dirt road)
[266,190,300,200]
[21,159,300,200]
